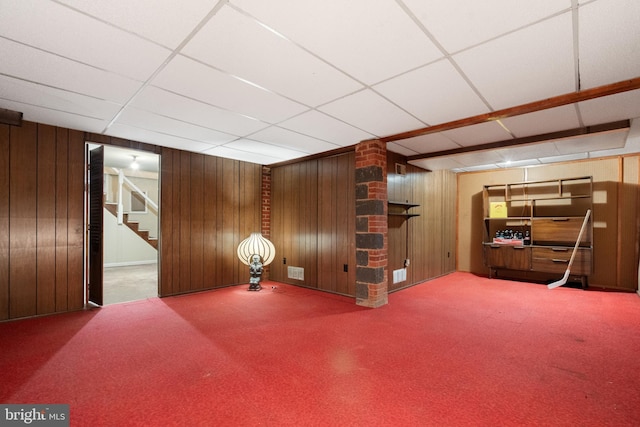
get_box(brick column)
[261,166,272,279]
[355,139,388,308]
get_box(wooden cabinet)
[482,176,593,287]
[484,245,531,270]
[531,247,592,275]
[531,218,592,245]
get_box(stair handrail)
[115,169,158,225]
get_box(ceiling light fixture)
[131,156,139,170]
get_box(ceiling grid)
[0,0,638,170]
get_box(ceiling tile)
[409,157,466,171]
[183,6,362,107]
[393,132,460,154]
[501,105,581,137]
[627,117,640,141]
[554,131,628,155]
[203,145,282,165]
[248,126,338,154]
[219,138,307,161]
[229,0,443,85]
[374,59,489,125]
[115,108,236,145]
[590,146,639,157]
[151,55,308,123]
[278,110,374,147]
[0,0,638,171]
[107,123,219,153]
[539,153,588,164]
[497,158,541,168]
[454,164,503,173]
[0,75,121,120]
[131,86,268,137]
[57,0,218,49]
[495,141,560,162]
[591,121,640,156]
[453,13,575,109]
[0,99,108,133]
[0,37,142,104]
[450,150,507,167]
[403,0,569,53]
[578,90,640,126]
[442,121,512,146]
[387,142,419,157]
[0,0,171,81]
[578,0,640,89]
[319,90,425,137]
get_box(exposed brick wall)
[261,166,272,279]
[355,139,388,307]
[261,166,271,239]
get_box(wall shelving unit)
[482,176,593,288]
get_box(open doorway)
[87,144,160,305]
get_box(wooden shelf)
[389,213,420,218]
[506,194,591,202]
[483,217,531,221]
[388,201,420,218]
[388,201,420,208]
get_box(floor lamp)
[237,233,276,291]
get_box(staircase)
[104,203,158,249]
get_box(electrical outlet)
[283,257,287,264]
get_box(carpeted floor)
[1,272,639,426]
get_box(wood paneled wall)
[159,148,262,296]
[270,152,356,295]
[0,122,85,320]
[387,152,457,291]
[620,156,639,290]
[317,153,356,295]
[270,159,319,287]
[84,135,263,296]
[271,150,455,296]
[0,121,263,320]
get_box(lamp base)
[248,283,261,291]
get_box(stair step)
[103,204,157,249]
[104,204,117,215]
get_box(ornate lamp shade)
[237,233,276,266]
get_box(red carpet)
[1,272,639,426]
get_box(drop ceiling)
[1,0,639,172]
